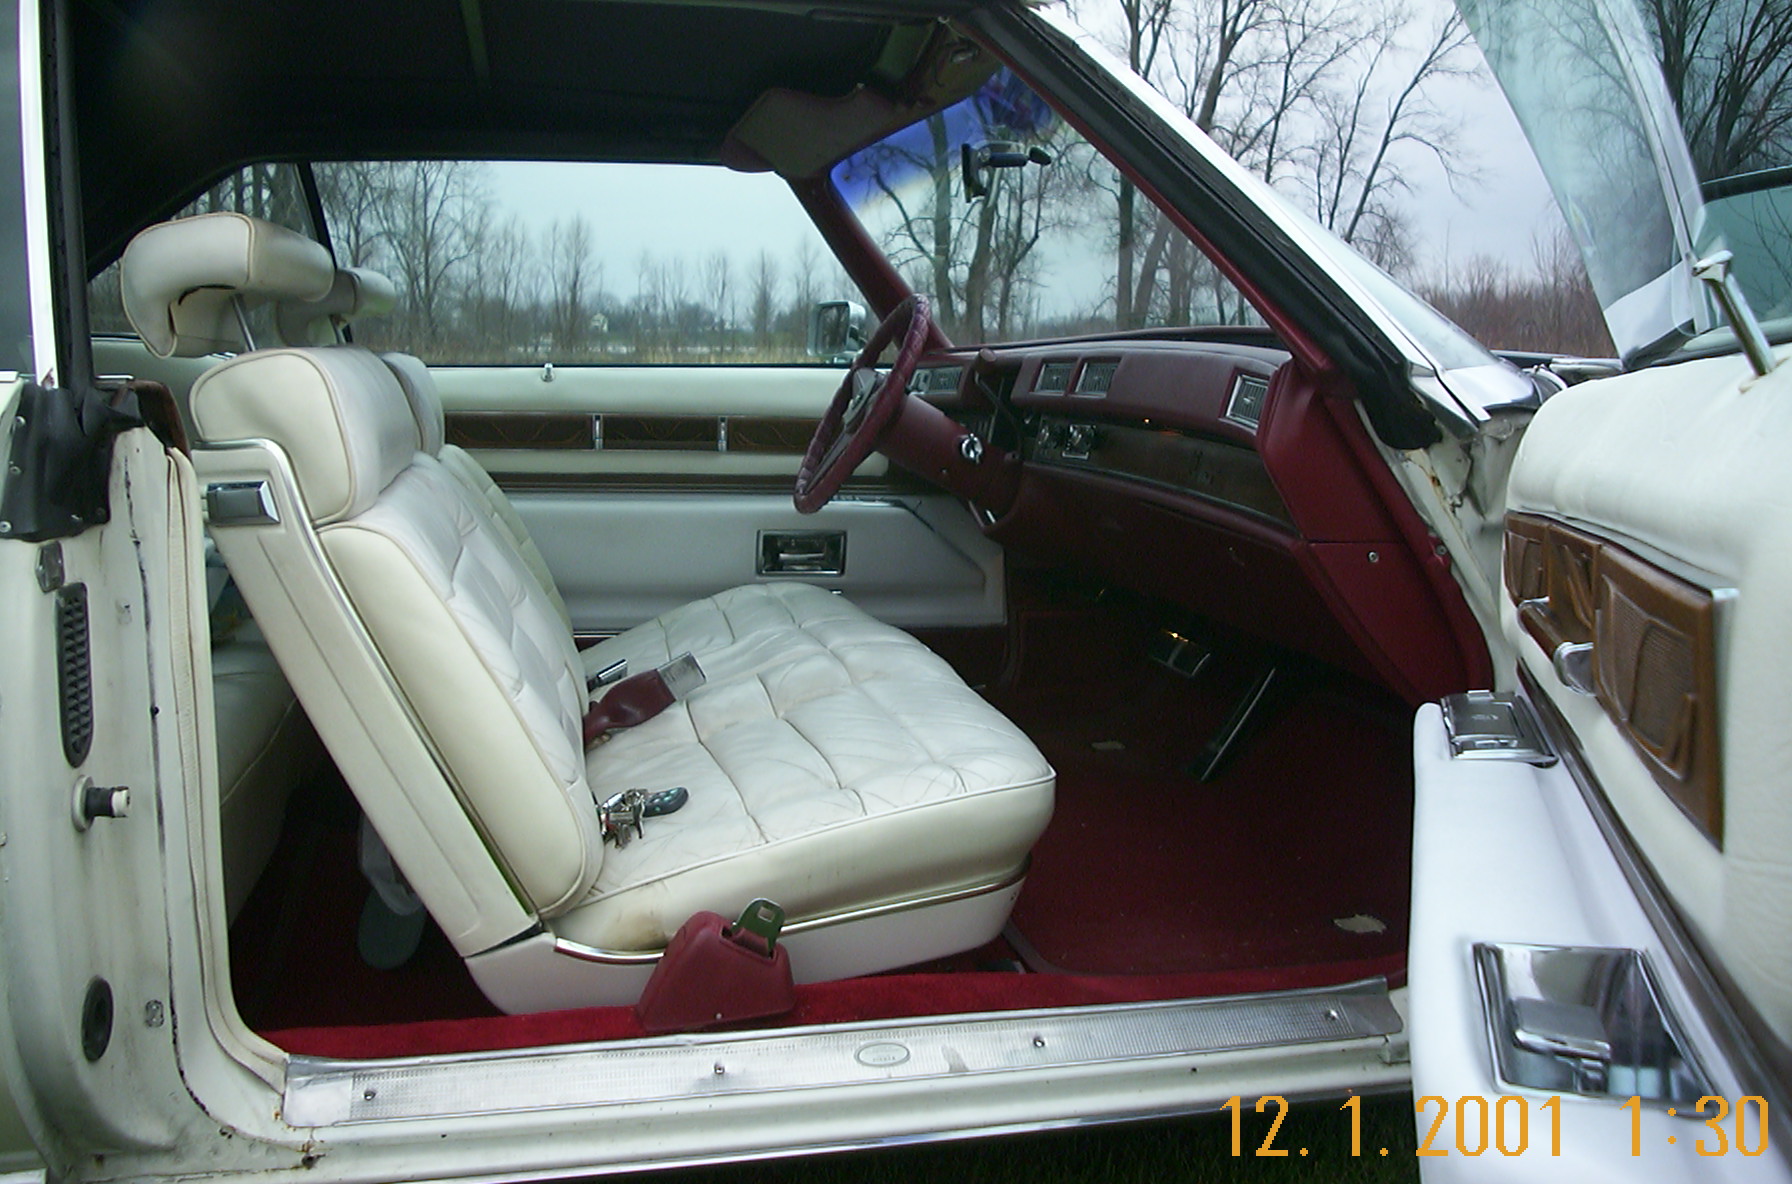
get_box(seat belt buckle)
[587,657,628,693]
[725,898,786,955]
[634,898,796,1034]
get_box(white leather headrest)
[190,346,422,525]
[120,213,335,358]
[381,352,446,456]
[277,268,398,347]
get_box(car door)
[327,159,1006,640]
[1407,0,1792,1175]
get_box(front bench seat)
[127,213,1054,1011]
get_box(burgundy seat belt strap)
[582,653,705,746]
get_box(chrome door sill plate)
[283,981,1400,1127]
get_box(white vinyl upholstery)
[120,213,335,358]
[154,222,1053,1006]
[382,351,573,630]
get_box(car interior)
[69,0,1491,1057]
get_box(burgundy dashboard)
[899,338,1489,705]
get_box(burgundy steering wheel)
[793,294,932,513]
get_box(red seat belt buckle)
[634,899,794,1034]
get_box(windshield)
[1460,0,1792,364]
[831,69,1264,346]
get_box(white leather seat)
[125,214,1055,1011]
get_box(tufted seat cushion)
[569,596,1053,949]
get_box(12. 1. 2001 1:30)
[1224,1093,1770,1158]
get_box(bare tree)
[543,215,597,353]
[749,250,780,351]
[1644,0,1792,175]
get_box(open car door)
[1408,0,1792,1176]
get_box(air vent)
[914,366,963,395]
[1074,360,1119,395]
[56,583,94,767]
[1035,361,1074,393]
[1225,374,1270,429]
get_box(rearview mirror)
[807,300,869,362]
[961,140,1054,201]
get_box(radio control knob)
[1066,423,1097,453]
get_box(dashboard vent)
[913,366,963,395]
[1225,374,1270,429]
[1074,360,1119,395]
[1035,361,1074,393]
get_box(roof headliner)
[74,0,973,265]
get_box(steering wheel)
[794,294,932,513]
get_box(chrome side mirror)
[807,300,868,362]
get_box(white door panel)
[1504,352,1792,1046]
[1411,352,1792,1177]
[428,362,997,629]
[1410,705,1785,1181]
[430,364,846,415]
[514,491,1005,631]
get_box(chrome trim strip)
[551,864,1029,966]
[1520,669,1791,1143]
[282,978,1401,1127]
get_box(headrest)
[277,268,398,347]
[189,346,422,525]
[120,213,335,358]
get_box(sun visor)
[722,28,996,180]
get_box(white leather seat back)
[382,350,573,630]
[189,344,606,916]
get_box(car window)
[316,160,863,366]
[832,69,1265,346]
[89,163,317,345]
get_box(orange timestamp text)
[1223,1094,1770,1158]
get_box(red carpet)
[1000,676,1412,976]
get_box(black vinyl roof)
[74,0,971,264]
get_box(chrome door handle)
[758,530,846,577]
[1552,641,1595,696]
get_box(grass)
[645,1094,1420,1184]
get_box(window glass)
[315,161,862,365]
[832,69,1263,346]
[89,163,316,343]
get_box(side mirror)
[807,300,869,362]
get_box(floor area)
[232,586,1414,1057]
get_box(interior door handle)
[1552,641,1595,695]
[758,530,846,577]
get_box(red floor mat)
[1000,666,1412,977]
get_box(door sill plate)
[283,981,1400,1126]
